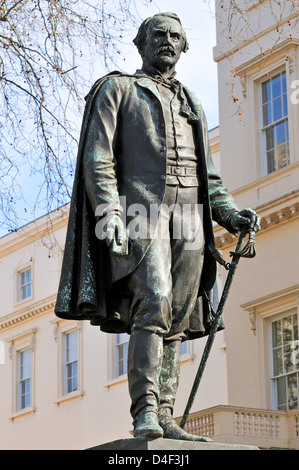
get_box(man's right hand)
[103,214,125,247]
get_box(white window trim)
[241,285,299,410]
[269,310,299,411]
[14,262,34,306]
[235,40,298,181]
[51,320,84,406]
[259,67,289,176]
[6,328,37,421]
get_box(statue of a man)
[55,13,260,441]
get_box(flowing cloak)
[54,71,239,340]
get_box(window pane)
[275,122,286,144]
[282,93,288,117]
[277,144,288,169]
[272,320,281,348]
[287,373,298,410]
[271,74,281,98]
[273,348,283,376]
[65,331,78,394]
[294,315,298,341]
[19,269,32,300]
[66,331,78,362]
[284,344,294,373]
[20,349,31,379]
[266,127,274,150]
[272,97,282,122]
[116,333,129,377]
[262,80,271,103]
[263,102,272,126]
[276,376,287,410]
[181,341,188,355]
[283,316,293,344]
[282,71,286,93]
[267,149,275,173]
[18,350,31,410]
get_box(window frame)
[234,42,298,182]
[7,328,37,421]
[15,263,34,305]
[52,320,83,406]
[64,329,79,395]
[241,286,299,410]
[17,347,32,411]
[260,69,290,176]
[270,311,299,411]
[115,332,129,378]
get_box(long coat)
[54,71,239,340]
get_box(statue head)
[133,13,189,74]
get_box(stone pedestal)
[88,438,259,451]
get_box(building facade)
[0,0,299,450]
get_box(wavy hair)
[133,12,189,56]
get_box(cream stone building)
[0,0,299,450]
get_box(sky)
[107,0,219,130]
[0,0,219,236]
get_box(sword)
[180,227,256,429]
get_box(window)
[7,328,36,420]
[18,349,31,410]
[116,333,129,377]
[18,268,32,301]
[115,334,189,379]
[52,320,83,405]
[64,330,78,394]
[271,312,299,411]
[261,70,289,175]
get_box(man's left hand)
[230,208,261,233]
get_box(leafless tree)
[0,0,153,233]
[0,0,297,235]
[215,0,298,120]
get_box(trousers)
[127,184,205,341]
[126,184,205,419]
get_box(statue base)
[87,437,259,451]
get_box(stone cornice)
[215,190,299,250]
[0,205,69,258]
[241,284,299,314]
[0,295,57,333]
[234,39,299,78]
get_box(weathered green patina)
[55,12,260,442]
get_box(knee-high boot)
[158,340,213,442]
[127,329,164,438]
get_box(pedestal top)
[88,438,259,451]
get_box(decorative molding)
[241,285,299,317]
[249,310,257,336]
[241,285,299,340]
[0,296,56,332]
[234,39,299,79]
[215,197,299,250]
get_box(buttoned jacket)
[55,72,239,339]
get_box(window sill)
[10,406,36,422]
[180,353,194,365]
[54,390,84,407]
[104,374,128,390]
[104,355,194,390]
[13,296,34,308]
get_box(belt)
[166,165,198,176]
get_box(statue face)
[141,17,185,73]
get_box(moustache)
[158,46,175,55]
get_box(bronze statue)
[55,13,260,441]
